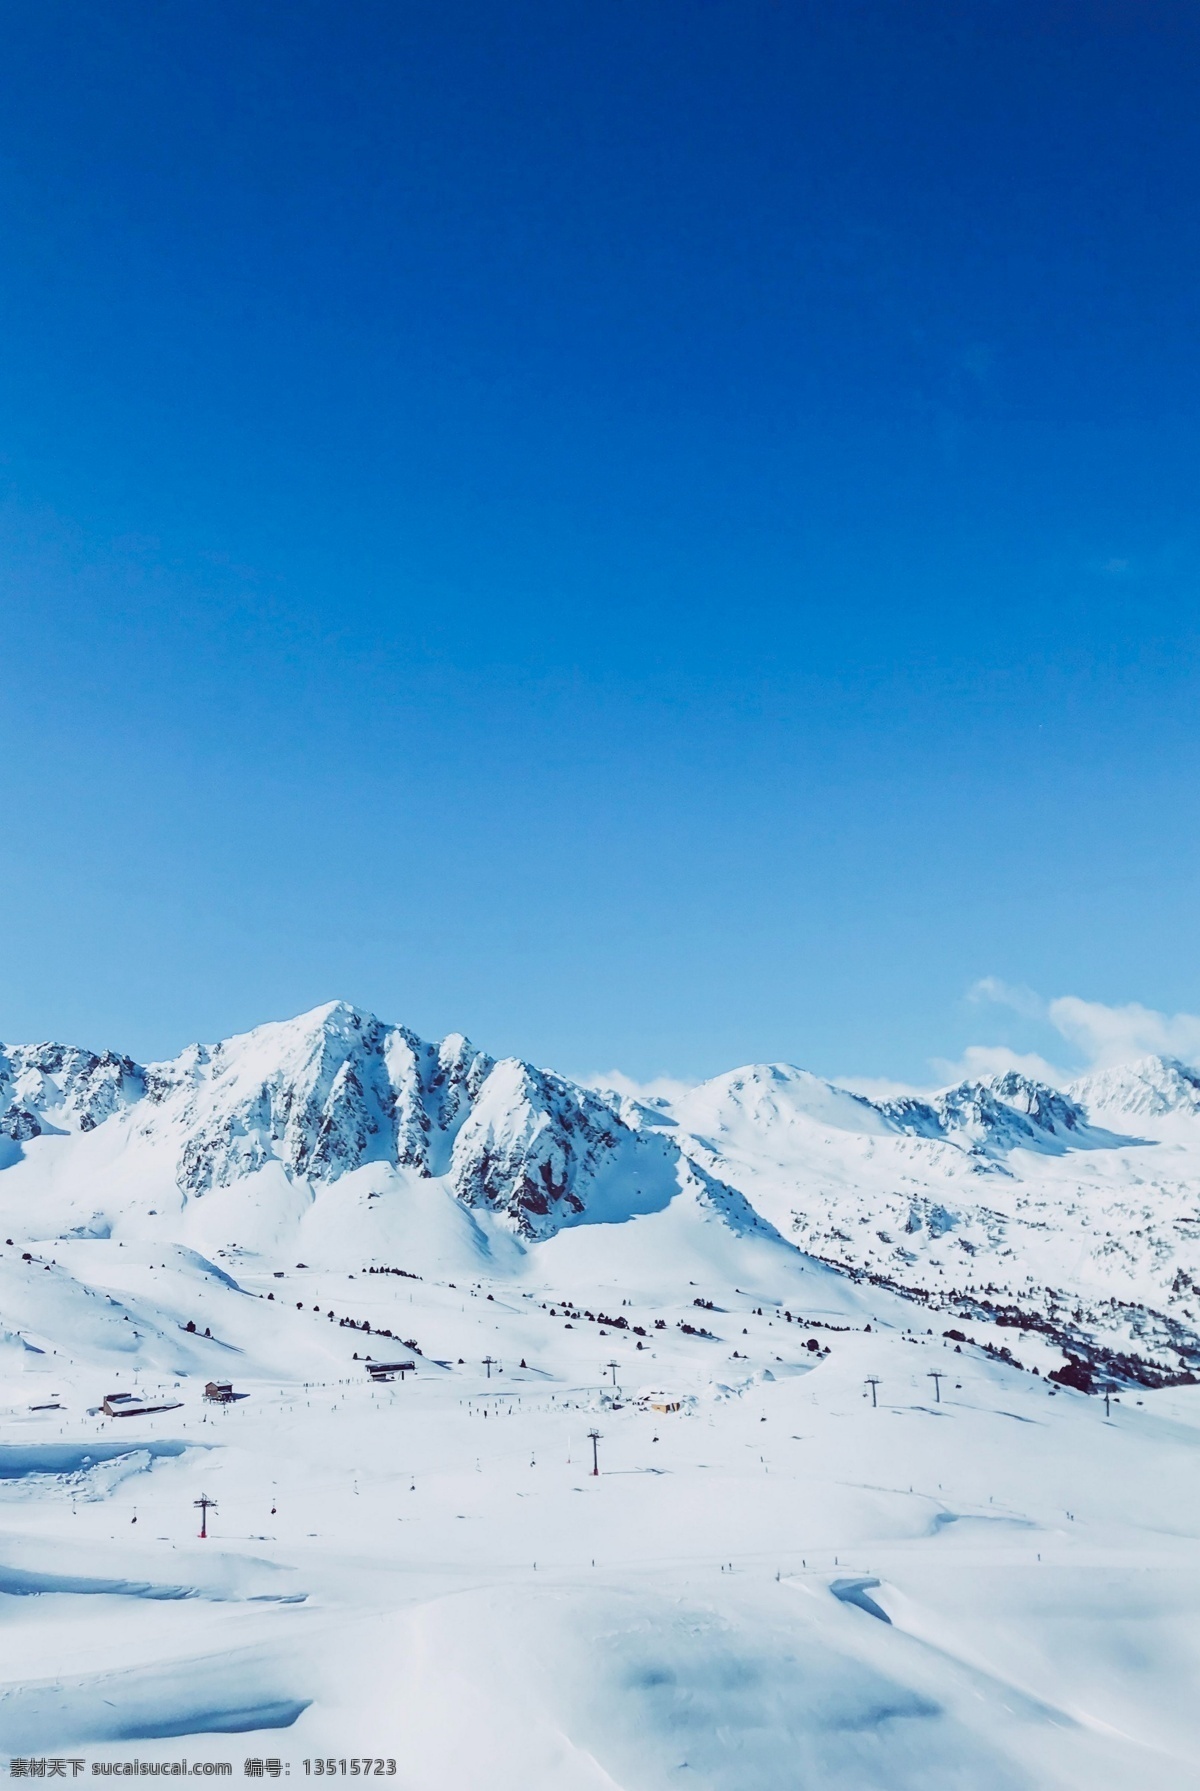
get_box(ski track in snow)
[0,1003,1198,1786]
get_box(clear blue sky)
[2,0,1198,1082]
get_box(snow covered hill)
[604,1056,1200,1387]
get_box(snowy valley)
[1,1002,1199,1788]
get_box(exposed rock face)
[0,1106,42,1143]
[148,1004,501,1203]
[450,1059,623,1239]
[880,1074,1092,1156]
[0,1044,143,1139]
[989,1071,1085,1134]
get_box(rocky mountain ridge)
[0,1003,755,1244]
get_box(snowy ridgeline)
[2,1000,1200,1382]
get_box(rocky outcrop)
[880,1074,1092,1157]
[159,1004,495,1198]
[0,1044,143,1138]
[449,1059,624,1238]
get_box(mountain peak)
[0,1006,718,1247]
[288,998,380,1034]
[1067,1055,1200,1120]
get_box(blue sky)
[2,0,1198,1082]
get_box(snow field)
[1,1232,1199,1787]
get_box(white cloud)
[960,982,1200,1080]
[836,1074,932,1100]
[931,1044,1069,1088]
[582,1069,697,1105]
[1046,996,1200,1070]
[966,978,1047,1021]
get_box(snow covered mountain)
[4,1003,1200,1385]
[0,1001,763,1253]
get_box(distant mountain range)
[3,1001,1200,1386]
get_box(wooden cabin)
[203,1380,235,1403]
